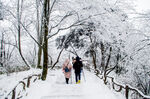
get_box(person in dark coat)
[73,56,83,84]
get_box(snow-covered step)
[22,70,125,99]
[41,94,84,99]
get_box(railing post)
[27,76,32,88]
[111,78,115,89]
[12,88,16,99]
[125,85,129,99]
[104,76,107,84]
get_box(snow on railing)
[5,74,41,99]
[86,66,150,99]
[126,84,150,99]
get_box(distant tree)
[17,0,30,68]
[124,11,150,96]
[0,1,3,20]
[36,0,43,69]
[0,32,4,67]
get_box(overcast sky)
[135,0,150,12]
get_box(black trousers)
[75,73,81,83]
[65,78,69,84]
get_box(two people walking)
[62,56,83,84]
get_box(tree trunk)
[89,35,97,70]
[17,0,30,68]
[104,47,112,84]
[41,33,48,80]
[37,45,42,68]
[100,41,105,73]
[36,0,43,69]
[37,30,43,68]
[91,51,97,70]
[0,33,4,67]
[41,0,50,80]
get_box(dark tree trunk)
[100,41,105,73]
[37,38,43,68]
[41,0,50,80]
[0,33,4,67]
[41,29,48,80]
[104,47,112,84]
[91,51,97,70]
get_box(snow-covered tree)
[0,0,3,20]
[56,0,131,80]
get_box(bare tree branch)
[51,47,64,69]
[5,8,42,47]
[51,11,75,29]
[49,0,57,17]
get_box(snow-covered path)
[24,69,125,99]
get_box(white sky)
[2,0,150,12]
[135,0,150,12]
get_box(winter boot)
[76,80,80,84]
[78,80,81,83]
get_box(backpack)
[64,67,69,72]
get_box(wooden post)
[27,76,32,88]
[112,78,115,89]
[12,88,16,99]
[125,85,129,99]
[104,76,107,84]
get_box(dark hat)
[76,56,80,61]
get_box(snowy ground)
[0,68,42,98]
[22,69,125,99]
